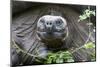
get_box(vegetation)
[78,9,95,22]
[41,42,95,64]
[44,51,74,64]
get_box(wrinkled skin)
[11,1,95,66]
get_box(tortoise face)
[36,15,68,41]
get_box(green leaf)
[85,10,91,17]
[46,58,52,64]
[84,42,95,49]
[67,59,74,62]
[56,58,63,63]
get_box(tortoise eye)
[56,20,62,26]
[40,19,45,23]
[56,21,61,24]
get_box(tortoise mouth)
[36,31,67,41]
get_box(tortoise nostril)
[46,22,52,25]
[50,23,52,25]
[47,23,48,25]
